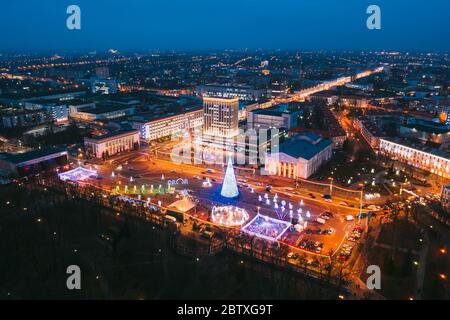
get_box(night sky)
[1,0,449,52]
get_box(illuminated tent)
[169,196,196,213]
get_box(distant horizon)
[1,48,449,56]
[1,0,449,53]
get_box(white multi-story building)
[379,138,450,178]
[354,117,384,149]
[203,97,239,138]
[132,108,203,141]
[265,132,333,179]
[196,84,264,101]
[247,104,301,130]
[70,104,135,122]
[90,77,118,95]
[84,129,140,159]
[24,100,69,123]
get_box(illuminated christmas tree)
[221,157,239,198]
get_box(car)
[316,218,326,224]
[324,199,333,203]
[193,176,200,180]
[339,201,349,206]
[287,252,298,259]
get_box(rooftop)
[0,147,67,164]
[381,137,450,159]
[85,129,139,142]
[78,104,135,115]
[131,106,202,123]
[402,118,449,135]
[279,132,332,160]
[358,116,385,137]
[252,104,299,117]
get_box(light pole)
[328,177,334,196]
[358,183,364,224]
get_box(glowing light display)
[241,214,291,241]
[211,205,250,226]
[58,167,97,181]
[221,157,239,198]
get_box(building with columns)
[265,132,332,179]
[84,129,140,159]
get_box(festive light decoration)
[220,157,239,198]
[202,178,212,187]
[58,167,97,181]
[241,214,291,241]
[211,205,250,226]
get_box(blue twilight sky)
[0,0,449,52]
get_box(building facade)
[25,101,69,122]
[265,133,333,179]
[90,77,118,95]
[441,186,450,213]
[247,104,301,130]
[203,97,239,138]
[0,147,68,176]
[196,84,264,101]
[354,117,384,149]
[133,109,203,141]
[0,108,49,128]
[70,104,135,122]
[399,118,450,145]
[84,129,140,159]
[379,138,450,178]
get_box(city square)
[0,0,448,304]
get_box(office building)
[196,84,263,101]
[247,104,301,130]
[132,108,203,141]
[203,97,239,138]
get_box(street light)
[358,183,364,223]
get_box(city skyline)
[0,1,448,304]
[1,0,450,53]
